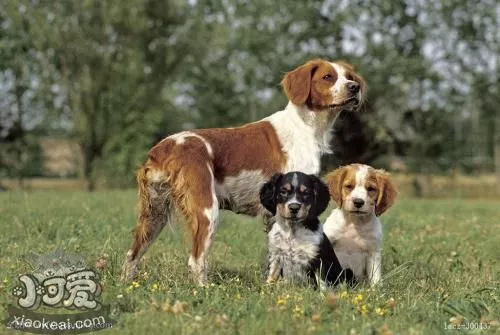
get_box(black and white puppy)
[260,171,354,289]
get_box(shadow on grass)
[210,263,265,286]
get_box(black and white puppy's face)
[260,172,330,221]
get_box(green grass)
[0,191,499,334]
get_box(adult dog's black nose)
[288,203,301,214]
[347,82,360,94]
[352,198,365,208]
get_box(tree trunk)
[495,113,500,195]
[14,81,26,189]
[82,149,96,192]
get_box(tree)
[17,0,202,190]
[0,1,48,187]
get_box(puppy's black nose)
[288,203,301,214]
[347,82,360,94]
[352,198,365,208]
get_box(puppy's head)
[280,59,366,112]
[260,172,330,221]
[326,164,397,217]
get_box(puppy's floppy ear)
[259,173,283,215]
[375,169,397,216]
[281,60,320,106]
[326,167,347,208]
[309,174,330,217]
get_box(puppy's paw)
[266,275,278,284]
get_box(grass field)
[0,191,499,334]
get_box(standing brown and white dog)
[121,59,366,286]
[323,164,397,286]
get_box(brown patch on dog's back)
[194,121,286,182]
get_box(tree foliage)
[0,0,498,189]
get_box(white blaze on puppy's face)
[327,164,397,217]
[340,165,378,215]
[275,173,314,221]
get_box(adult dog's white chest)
[266,105,336,175]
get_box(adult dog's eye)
[346,74,353,80]
[367,186,376,192]
[279,189,288,197]
[345,184,354,190]
[323,74,333,81]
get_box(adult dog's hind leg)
[183,163,219,286]
[121,167,171,281]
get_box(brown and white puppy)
[323,164,397,286]
[121,59,365,286]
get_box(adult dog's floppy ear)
[281,60,320,106]
[326,167,347,207]
[259,173,283,215]
[309,174,330,217]
[374,169,397,216]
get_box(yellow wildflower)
[386,297,396,309]
[340,291,349,299]
[276,295,290,306]
[357,303,368,315]
[375,307,387,316]
[352,293,363,304]
[292,305,304,318]
[277,298,287,305]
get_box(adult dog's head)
[281,59,366,112]
[260,172,330,222]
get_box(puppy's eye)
[346,74,353,80]
[323,74,333,81]
[279,189,288,197]
[367,186,377,192]
[344,184,354,190]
